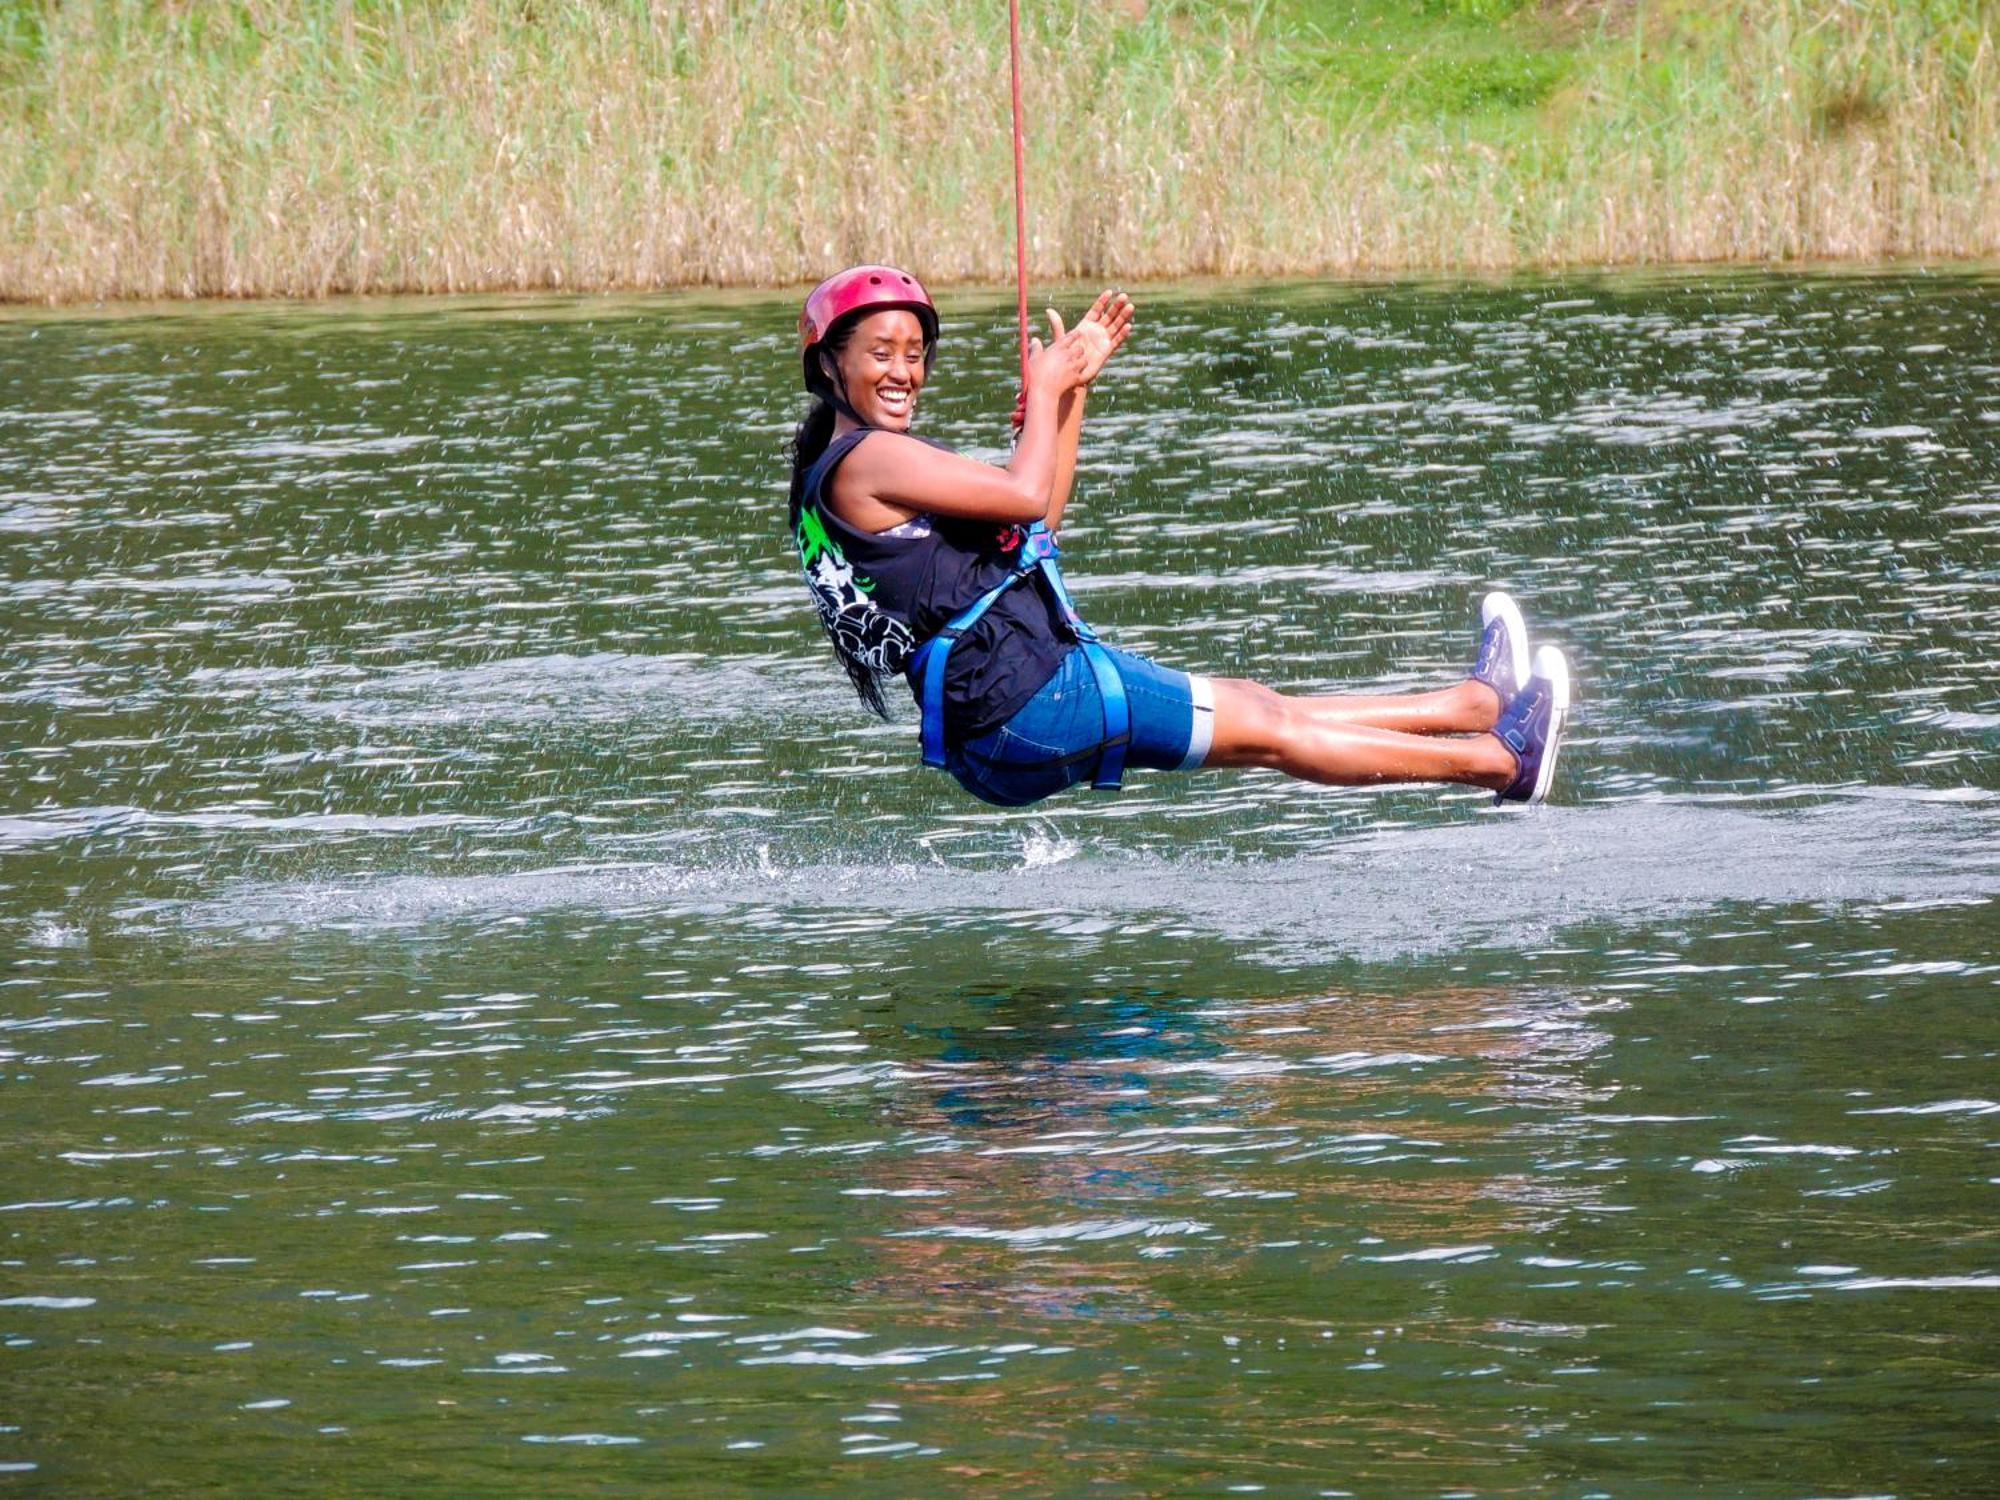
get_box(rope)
[1008,0,1030,393]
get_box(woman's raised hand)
[1024,321,1092,401]
[1010,291,1135,427]
[1071,289,1134,384]
[1040,292,1134,385]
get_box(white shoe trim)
[1527,646,1570,805]
[1481,591,1530,693]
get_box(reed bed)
[1,0,1994,302]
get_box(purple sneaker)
[1492,645,1571,805]
[1470,591,1530,710]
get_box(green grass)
[1,0,1994,302]
[1276,0,1579,123]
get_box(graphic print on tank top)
[793,504,917,678]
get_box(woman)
[786,264,1569,809]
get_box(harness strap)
[916,571,1024,770]
[916,521,1127,790]
[1027,534,1090,640]
[1076,640,1130,790]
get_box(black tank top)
[807,429,1074,742]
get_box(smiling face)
[827,308,929,430]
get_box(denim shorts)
[944,646,1216,808]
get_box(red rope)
[1008,0,1030,393]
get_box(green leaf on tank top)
[796,505,876,592]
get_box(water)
[3,271,1997,1495]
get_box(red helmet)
[799,264,939,392]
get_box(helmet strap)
[818,349,868,426]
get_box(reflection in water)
[861,983,1615,1296]
[820,982,1621,1488]
[2,272,1996,1492]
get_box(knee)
[1216,678,1298,757]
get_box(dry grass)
[0,0,1993,303]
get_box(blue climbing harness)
[911,521,1130,791]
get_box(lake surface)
[2,270,1996,1496]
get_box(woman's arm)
[830,334,1089,530]
[1043,386,1086,535]
[1034,290,1134,536]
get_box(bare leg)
[1288,678,1500,736]
[1203,678,1514,790]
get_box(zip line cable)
[1009,0,1031,392]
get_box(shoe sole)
[1525,646,1570,806]
[1480,591,1530,694]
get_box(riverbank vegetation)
[2,0,1994,302]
